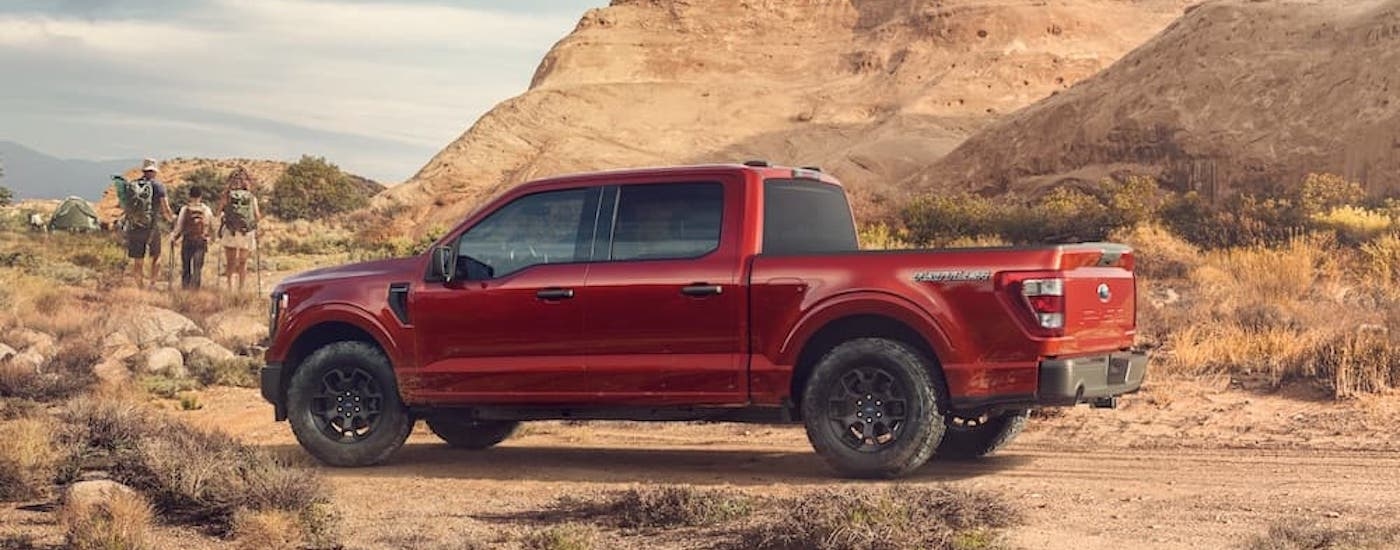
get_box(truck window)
[457,188,595,278]
[610,182,722,261]
[763,179,859,254]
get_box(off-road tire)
[801,338,946,479]
[286,341,412,467]
[933,410,1030,460]
[426,418,519,450]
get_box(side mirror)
[428,246,456,283]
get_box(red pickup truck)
[261,162,1145,478]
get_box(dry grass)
[232,509,305,550]
[551,486,754,529]
[734,486,1020,550]
[522,523,601,550]
[0,417,61,501]
[58,398,338,541]
[1245,521,1400,550]
[61,487,155,550]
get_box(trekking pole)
[255,238,263,294]
[168,239,176,290]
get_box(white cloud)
[0,0,597,183]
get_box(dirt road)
[186,384,1400,549]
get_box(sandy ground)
[137,379,1400,549]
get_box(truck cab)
[262,163,1146,478]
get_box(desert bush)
[0,418,61,501]
[169,167,226,208]
[523,523,600,550]
[1298,172,1366,216]
[1360,234,1400,282]
[902,193,1003,245]
[59,399,338,539]
[858,223,913,250]
[62,486,155,550]
[1311,205,1393,245]
[268,156,369,221]
[734,485,1020,550]
[1003,187,1115,244]
[0,337,100,402]
[560,486,754,529]
[1246,520,1400,550]
[232,508,305,550]
[1109,224,1198,280]
[187,357,259,388]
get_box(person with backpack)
[170,186,214,289]
[216,167,261,291]
[115,159,175,289]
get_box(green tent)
[48,196,100,232]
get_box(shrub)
[233,508,305,550]
[1311,205,1393,245]
[1361,234,1400,282]
[522,523,599,550]
[62,486,155,550]
[902,193,1003,245]
[0,185,11,207]
[0,418,61,501]
[734,486,1021,550]
[858,224,913,250]
[268,156,369,221]
[1298,172,1365,216]
[59,399,338,539]
[1246,520,1400,550]
[169,167,226,208]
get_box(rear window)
[763,179,859,255]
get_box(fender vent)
[388,283,411,325]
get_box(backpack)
[182,207,209,243]
[122,178,155,230]
[224,189,256,233]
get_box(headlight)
[269,291,288,338]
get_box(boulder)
[6,328,56,357]
[101,331,140,363]
[108,306,201,348]
[139,347,187,379]
[176,336,219,356]
[65,479,138,510]
[184,339,239,374]
[10,350,45,372]
[92,358,131,386]
[206,311,266,350]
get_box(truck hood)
[276,257,421,289]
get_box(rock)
[206,311,267,350]
[140,347,187,378]
[6,328,56,357]
[108,305,202,348]
[176,336,219,356]
[0,343,16,362]
[101,332,141,363]
[186,341,239,372]
[65,479,138,510]
[10,350,45,372]
[92,358,131,386]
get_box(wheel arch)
[784,293,953,413]
[276,306,399,412]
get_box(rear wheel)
[286,341,412,467]
[933,410,1030,460]
[801,338,945,479]
[426,418,519,450]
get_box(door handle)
[536,288,575,300]
[681,284,723,297]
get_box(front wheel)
[933,410,1030,460]
[426,418,519,450]
[286,341,412,467]
[801,338,946,479]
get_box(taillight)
[998,272,1066,337]
[1022,278,1065,332]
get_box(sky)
[0,0,601,184]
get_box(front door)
[411,187,601,404]
[580,180,748,405]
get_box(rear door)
[579,178,749,405]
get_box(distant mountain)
[0,141,141,201]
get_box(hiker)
[216,168,261,291]
[171,186,214,289]
[116,159,175,289]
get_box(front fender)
[268,302,406,370]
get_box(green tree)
[0,159,10,207]
[268,155,369,220]
[170,166,225,207]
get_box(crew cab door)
[410,187,601,404]
[579,178,749,405]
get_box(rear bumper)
[1037,350,1148,406]
[260,363,287,421]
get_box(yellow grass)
[233,509,305,550]
[61,486,155,550]
[0,418,61,501]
